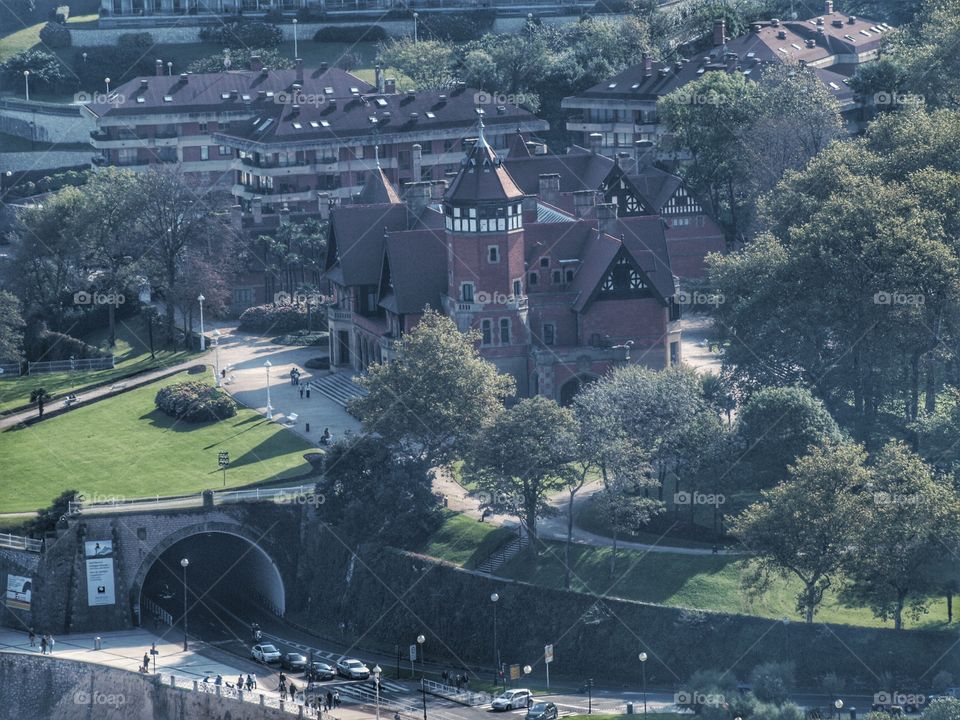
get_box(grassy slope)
[0,370,312,513]
[0,14,98,63]
[0,313,198,415]
[496,542,951,631]
[418,512,516,570]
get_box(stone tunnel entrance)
[136,530,285,635]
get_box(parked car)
[306,661,337,681]
[251,644,282,663]
[527,702,558,720]
[336,658,371,680]
[492,689,533,711]
[281,653,308,671]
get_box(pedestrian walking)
[289,682,297,702]
[144,652,151,672]
[279,671,287,694]
[441,669,448,684]
[39,635,47,654]
[215,674,223,686]
[305,387,311,399]
[237,674,244,690]
[300,385,305,399]
[326,690,333,710]
[48,635,55,654]
[334,690,341,708]
[28,628,35,647]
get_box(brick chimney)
[374,64,384,94]
[404,181,432,217]
[412,143,422,181]
[251,197,262,224]
[596,203,617,236]
[573,190,596,218]
[250,54,262,72]
[713,18,726,47]
[538,173,560,204]
[616,152,636,175]
[155,59,163,76]
[635,139,655,168]
[588,132,603,155]
[229,204,242,232]
[430,179,447,202]
[824,0,833,13]
[319,61,329,72]
[295,57,303,85]
[317,192,332,220]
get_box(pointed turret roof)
[445,115,524,204]
[354,147,402,205]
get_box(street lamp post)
[293,18,299,57]
[197,294,205,350]
[180,558,190,651]
[835,699,844,720]
[212,329,221,386]
[413,12,418,42]
[639,652,648,720]
[167,61,173,76]
[105,77,111,94]
[373,665,382,720]
[23,70,29,101]
[417,634,426,677]
[264,360,273,419]
[490,593,500,683]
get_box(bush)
[25,323,108,362]
[0,49,67,94]
[238,303,309,333]
[39,21,71,47]
[314,24,386,43]
[187,47,293,73]
[200,20,282,49]
[305,356,330,370]
[74,34,155,89]
[271,330,327,346]
[155,381,237,423]
[749,661,795,705]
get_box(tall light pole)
[264,360,273,419]
[373,665,382,720]
[167,61,173,76]
[491,593,499,682]
[105,77,111,94]
[292,18,299,57]
[180,558,190,651]
[639,652,648,720]
[417,634,425,678]
[413,12,418,43]
[23,70,29,101]
[197,293,206,350]
[212,329,222,386]
[835,699,844,720]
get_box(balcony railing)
[328,308,353,323]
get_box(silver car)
[492,689,533,711]
[336,658,371,680]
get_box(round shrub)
[155,381,237,423]
[238,303,308,333]
[40,22,71,48]
[272,330,327,346]
[305,356,330,370]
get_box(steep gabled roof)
[328,204,408,286]
[445,118,524,204]
[379,228,448,315]
[503,141,614,194]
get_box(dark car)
[281,653,309,671]
[307,661,336,681]
[527,702,558,720]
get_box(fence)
[164,673,326,718]
[215,484,318,506]
[27,357,115,374]
[141,596,173,627]
[0,362,20,378]
[421,678,492,706]
[0,532,43,553]
[68,484,319,515]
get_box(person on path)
[326,690,333,710]
[246,674,255,691]
[144,653,151,672]
[48,635,54,653]
[28,628,35,647]
[238,674,245,689]
[300,385,305,399]
[305,386,311,399]
[334,690,341,708]
[40,635,47,654]
[215,674,223,686]
[289,682,297,702]
[279,672,287,694]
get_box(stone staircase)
[309,372,368,407]
[476,525,529,575]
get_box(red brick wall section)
[579,297,667,349]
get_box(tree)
[320,435,443,547]
[0,291,25,362]
[350,309,514,469]
[842,441,960,630]
[465,396,576,546]
[593,477,660,577]
[378,38,457,91]
[30,388,50,419]
[735,387,843,490]
[924,698,960,720]
[733,442,870,623]
[749,661,795,705]
[187,48,293,73]
[0,49,66,94]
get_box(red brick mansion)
[323,119,725,403]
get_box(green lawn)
[0,370,313,513]
[0,14,98,62]
[418,512,517,569]
[497,541,952,631]
[0,131,90,152]
[0,313,198,415]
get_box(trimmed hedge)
[238,304,309,333]
[314,24,387,43]
[39,21,71,48]
[155,381,237,423]
[200,20,282,49]
[25,324,108,363]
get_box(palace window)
[461,282,475,303]
[528,272,538,286]
[481,319,493,346]
[499,318,511,345]
[543,323,555,346]
[488,245,500,263]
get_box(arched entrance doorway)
[559,374,597,406]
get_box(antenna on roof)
[475,106,488,149]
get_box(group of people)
[441,669,470,691]
[28,628,54,655]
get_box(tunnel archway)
[132,523,286,629]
